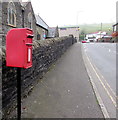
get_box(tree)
[79,29,86,40]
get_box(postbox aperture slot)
[27,34,34,38]
[26,43,33,46]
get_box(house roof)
[113,23,118,27]
[35,14,49,30]
[91,32,99,34]
[59,26,79,29]
[21,2,49,30]
[88,31,107,35]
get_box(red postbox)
[6,28,34,68]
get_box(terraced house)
[1,0,49,46]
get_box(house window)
[28,13,32,29]
[37,32,41,40]
[8,2,16,26]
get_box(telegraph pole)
[100,23,102,41]
[101,23,103,32]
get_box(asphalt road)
[82,42,116,118]
[21,43,103,118]
[82,43,116,92]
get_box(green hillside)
[79,23,114,34]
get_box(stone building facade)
[22,2,37,40]
[1,0,49,46]
[35,14,48,40]
[2,0,23,45]
[36,26,48,40]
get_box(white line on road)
[86,55,116,108]
[82,44,117,102]
[82,48,110,118]
[88,75,110,118]
[94,66,117,100]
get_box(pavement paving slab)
[21,43,104,118]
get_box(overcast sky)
[23,0,117,27]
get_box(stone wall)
[2,36,76,118]
[0,1,3,119]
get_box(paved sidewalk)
[22,43,104,118]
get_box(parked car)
[81,40,86,43]
[86,39,90,43]
[88,39,94,42]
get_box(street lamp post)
[76,11,83,25]
[78,27,80,42]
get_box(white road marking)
[82,48,110,118]
[82,44,117,100]
[93,65,117,100]
[85,52,116,108]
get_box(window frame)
[7,2,16,27]
[28,13,33,29]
